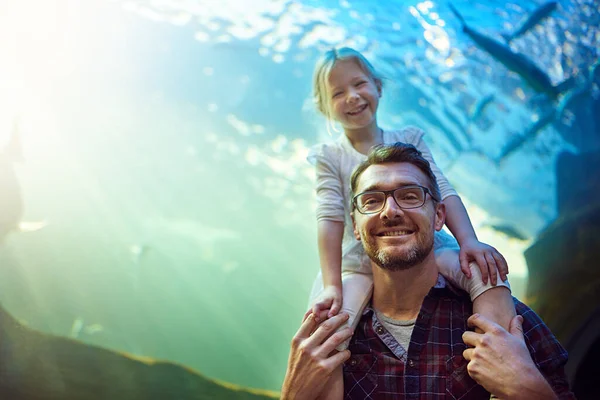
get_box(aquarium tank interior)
[0,0,598,398]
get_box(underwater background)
[0,0,598,395]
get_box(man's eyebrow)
[358,182,419,193]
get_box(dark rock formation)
[525,150,600,400]
[0,303,279,400]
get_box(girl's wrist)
[324,282,342,290]
[457,235,478,247]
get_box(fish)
[495,60,599,162]
[501,1,558,43]
[0,121,47,243]
[556,60,600,118]
[496,109,556,164]
[448,3,573,100]
[69,318,104,338]
[485,223,529,241]
[470,93,495,121]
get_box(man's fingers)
[306,312,350,348]
[303,308,313,323]
[463,347,474,361]
[467,313,500,334]
[462,330,480,347]
[484,253,498,286]
[295,313,319,340]
[315,327,354,357]
[509,315,525,340]
[321,350,352,371]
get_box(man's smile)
[376,229,415,237]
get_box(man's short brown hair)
[350,142,442,210]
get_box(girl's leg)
[307,271,373,351]
[336,272,373,350]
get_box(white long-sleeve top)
[307,126,458,274]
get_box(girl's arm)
[318,220,344,288]
[313,220,345,321]
[443,195,508,284]
[405,126,507,284]
[307,144,346,321]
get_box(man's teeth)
[382,231,411,236]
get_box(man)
[281,143,574,399]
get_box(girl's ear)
[376,80,383,97]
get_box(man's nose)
[380,195,404,220]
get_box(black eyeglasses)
[353,185,438,214]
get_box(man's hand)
[281,312,352,400]
[462,314,557,400]
[459,239,508,284]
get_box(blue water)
[0,0,598,392]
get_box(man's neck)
[371,255,439,321]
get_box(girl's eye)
[356,81,366,86]
[332,92,342,99]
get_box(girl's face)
[326,59,381,131]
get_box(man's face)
[352,162,446,271]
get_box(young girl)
[306,48,515,370]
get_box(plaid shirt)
[343,276,575,399]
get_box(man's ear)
[434,201,446,231]
[352,212,361,241]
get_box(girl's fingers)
[493,252,509,281]
[484,252,498,285]
[329,299,342,318]
[459,251,471,278]
[475,255,489,284]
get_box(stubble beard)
[363,228,435,272]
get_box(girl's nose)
[347,90,359,103]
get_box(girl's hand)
[459,239,508,285]
[306,285,343,323]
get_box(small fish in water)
[496,60,600,162]
[69,318,85,338]
[470,93,496,121]
[485,223,529,241]
[0,120,47,243]
[496,109,556,164]
[501,1,558,43]
[69,318,104,339]
[448,3,574,100]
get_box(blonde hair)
[312,47,384,122]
